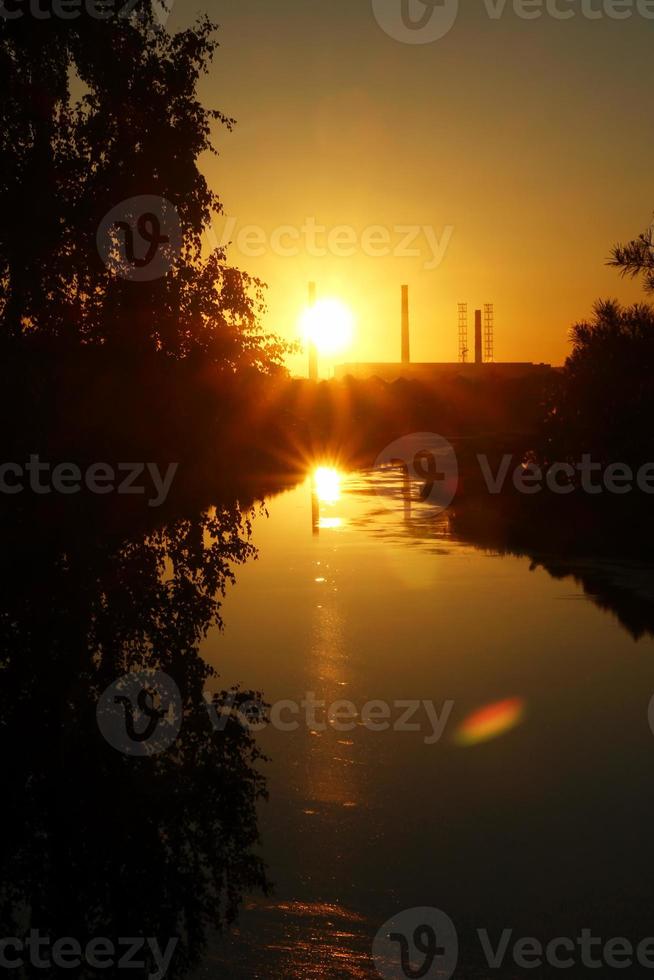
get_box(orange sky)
[177,0,652,374]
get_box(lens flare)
[454,697,525,747]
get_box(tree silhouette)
[540,218,654,470]
[0,488,274,977]
[542,299,654,464]
[0,4,290,370]
[610,218,654,294]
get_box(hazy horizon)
[156,0,654,374]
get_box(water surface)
[199,469,654,977]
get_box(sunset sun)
[300,298,354,355]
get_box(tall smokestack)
[475,309,483,365]
[401,285,410,365]
[308,282,318,381]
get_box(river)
[195,467,654,978]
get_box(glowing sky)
[172,0,652,372]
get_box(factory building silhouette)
[333,285,551,382]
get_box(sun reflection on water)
[313,466,342,504]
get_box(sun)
[313,466,342,504]
[300,299,354,355]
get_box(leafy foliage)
[0,4,290,370]
[609,219,654,294]
[0,497,271,976]
[543,299,654,464]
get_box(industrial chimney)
[308,282,318,381]
[401,285,410,365]
[474,309,483,365]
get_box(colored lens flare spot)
[454,697,525,747]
